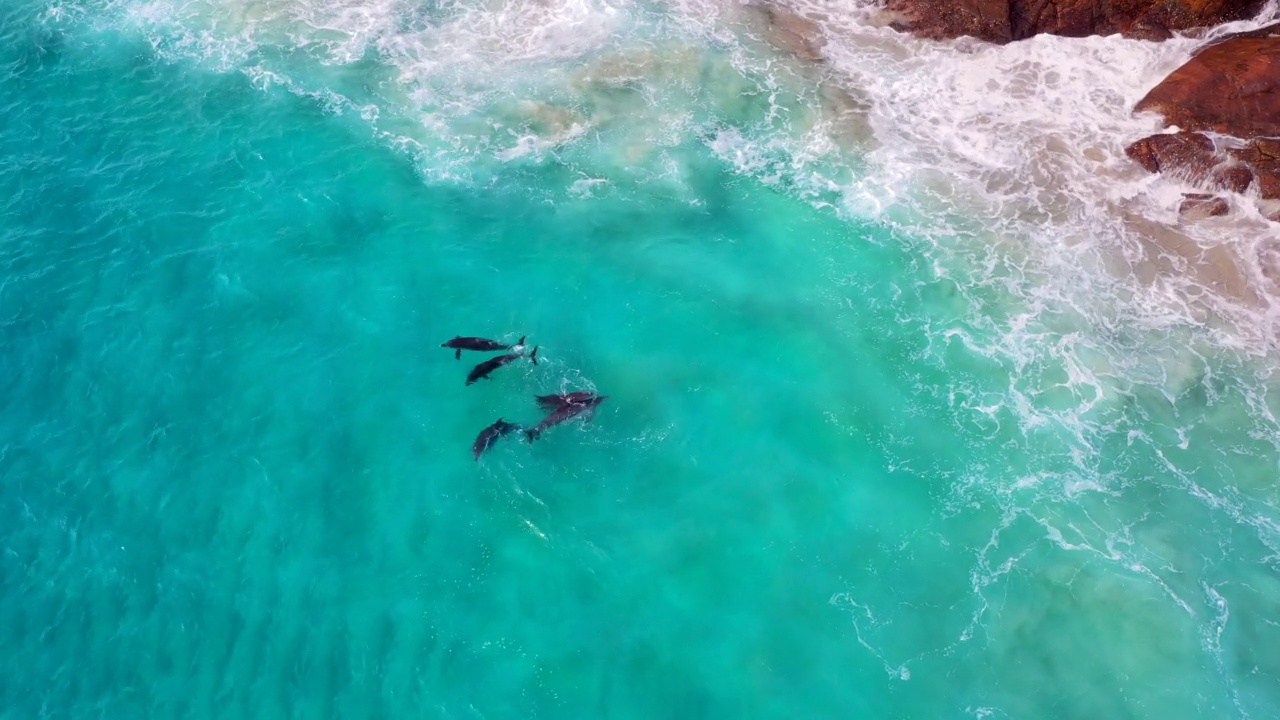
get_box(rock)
[742,2,827,64]
[1212,164,1255,194]
[881,0,1266,44]
[1135,23,1280,137]
[1179,193,1230,218]
[881,0,1013,43]
[1123,132,1277,199]
[1263,175,1280,200]
[1124,132,1216,177]
[1127,24,1280,205]
[1228,139,1280,199]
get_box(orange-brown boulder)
[1126,24,1280,204]
[1123,132,1280,199]
[1213,165,1255,194]
[883,0,1266,43]
[1228,139,1280,199]
[1135,23,1280,137]
[1124,132,1216,177]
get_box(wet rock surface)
[1126,23,1280,215]
[1178,192,1230,218]
[881,0,1266,43]
[1134,23,1280,137]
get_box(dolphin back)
[465,358,496,385]
[473,418,522,459]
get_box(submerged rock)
[1213,164,1256,194]
[1123,131,1262,191]
[1124,133,1280,203]
[1178,192,1229,219]
[741,1,827,63]
[881,0,1266,43]
[1126,24,1280,209]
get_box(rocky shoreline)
[882,0,1267,43]
[746,0,1279,224]
[1126,22,1280,218]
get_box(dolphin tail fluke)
[525,429,539,442]
[530,346,539,365]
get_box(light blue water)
[2,1,1280,717]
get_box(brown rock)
[1258,172,1280,200]
[1135,23,1280,137]
[1125,132,1279,198]
[1229,139,1280,199]
[882,0,1265,43]
[1130,0,1266,39]
[1128,25,1280,203]
[1179,192,1230,218]
[882,0,1013,43]
[1124,132,1215,177]
[1212,164,1255,193]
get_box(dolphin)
[535,391,599,412]
[465,346,538,385]
[472,418,522,460]
[441,335,525,360]
[526,393,607,441]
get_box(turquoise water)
[3,0,1280,717]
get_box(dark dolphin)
[526,393,607,441]
[465,346,538,385]
[535,391,598,412]
[472,418,522,460]
[441,335,525,360]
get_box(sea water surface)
[2,0,1280,717]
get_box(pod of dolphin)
[440,335,609,460]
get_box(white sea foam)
[50,0,1280,453]
[682,8,1280,613]
[705,5,1280,331]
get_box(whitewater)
[2,0,1279,717]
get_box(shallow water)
[2,0,1280,717]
